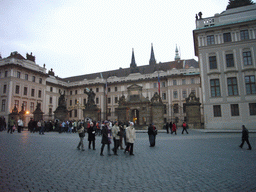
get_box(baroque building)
[193,5,256,129]
[0,45,201,127]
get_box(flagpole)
[158,71,160,96]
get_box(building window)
[249,103,256,116]
[153,83,157,88]
[74,109,77,117]
[183,103,186,113]
[191,89,195,94]
[245,75,256,94]
[207,35,215,45]
[108,98,111,104]
[24,87,27,95]
[3,85,7,94]
[50,97,52,104]
[38,90,42,98]
[173,91,178,99]
[32,76,35,82]
[25,74,28,80]
[173,80,177,85]
[162,93,166,100]
[5,71,8,77]
[240,30,249,40]
[39,78,42,84]
[182,90,187,98]
[50,87,53,92]
[182,79,186,85]
[210,79,221,97]
[96,98,99,104]
[231,104,239,116]
[96,88,99,92]
[227,77,238,96]
[75,90,77,94]
[191,78,195,84]
[70,91,72,95]
[31,89,35,97]
[115,87,118,92]
[1,100,6,112]
[226,54,234,67]
[70,111,72,118]
[243,51,252,66]
[223,32,231,42]
[70,100,72,106]
[213,105,221,117]
[49,108,52,115]
[75,99,77,105]
[15,85,20,94]
[173,104,179,113]
[162,82,166,87]
[30,102,34,112]
[84,99,86,105]
[22,101,27,111]
[164,105,167,114]
[107,108,111,116]
[209,56,217,69]
[15,100,19,110]
[115,97,118,103]
[108,87,111,92]
[17,71,21,78]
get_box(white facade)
[193,5,256,129]
[1,51,201,127]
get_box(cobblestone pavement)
[0,129,255,192]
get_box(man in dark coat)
[88,122,96,150]
[148,124,157,147]
[100,121,112,156]
[239,125,252,150]
[166,122,169,134]
[169,121,173,134]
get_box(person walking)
[77,124,85,151]
[170,121,173,134]
[17,118,23,133]
[148,124,156,147]
[39,120,45,135]
[7,117,15,134]
[112,121,120,155]
[171,122,177,135]
[166,122,169,134]
[100,121,112,156]
[124,122,136,155]
[88,122,96,150]
[239,125,252,150]
[182,121,188,134]
[119,122,124,150]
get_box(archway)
[132,109,139,125]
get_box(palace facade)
[0,45,201,127]
[193,5,256,129]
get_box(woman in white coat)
[124,122,136,155]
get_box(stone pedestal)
[83,106,101,122]
[115,107,129,123]
[9,106,19,124]
[185,92,202,129]
[54,107,69,122]
[151,103,164,129]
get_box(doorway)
[132,109,139,125]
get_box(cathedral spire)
[130,48,139,73]
[130,48,137,68]
[174,44,180,61]
[149,43,156,65]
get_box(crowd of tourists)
[1,116,252,152]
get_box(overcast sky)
[1,0,240,78]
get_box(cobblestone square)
[0,129,255,192]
